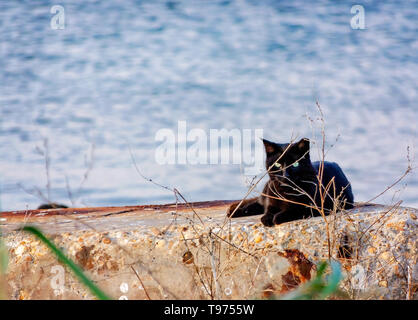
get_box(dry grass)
[18,138,95,208]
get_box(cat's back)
[312,161,354,206]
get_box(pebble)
[378,280,388,288]
[156,240,166,249]
[150,227,161,236]
[15,245,26,256]
[380,251,391,261]
[368,247,377,254]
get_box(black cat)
[227,138,354,226]
[37,203,68,210]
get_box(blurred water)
[0,0,417,211]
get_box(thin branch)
[130,265,152,300]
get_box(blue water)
[0,0,417,211]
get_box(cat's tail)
[227,198,264,218]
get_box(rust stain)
[277,249,314,293]
[75,245,95,270]
[0,200,236,219]
[182,251,194,264]
[97,252,118,273]
[281,271,301,292]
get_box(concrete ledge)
[0,201,417,299]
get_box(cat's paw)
[261,214,274,227]
[227,202,243,218]
[227,199,264,218]
[272,213,286,225]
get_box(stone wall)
[0,201,416,299]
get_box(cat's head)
[262,138,312,180]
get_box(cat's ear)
[262,139,281,156]
[296,138,310,154]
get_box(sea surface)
[0,0,417,211]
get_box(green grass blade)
[0,236,7,275]
[318,261,342,299]
[21,225,112,300]
[0,181,4,275]
[315,261,328,278]
[280,260,342,300]
[0,230,9,300]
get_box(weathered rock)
[0,201,416,300]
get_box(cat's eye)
[292,162,299,168]
[274,162,281,168]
